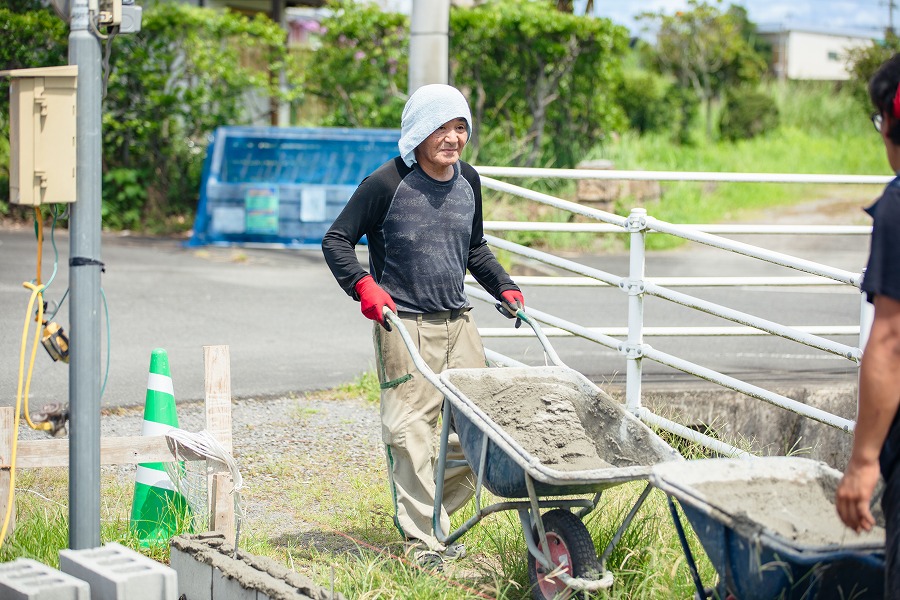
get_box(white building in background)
[758,27,876,81]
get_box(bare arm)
[837,294,900,532]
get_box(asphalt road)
[0,216,871,409]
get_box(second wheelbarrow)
[651,456,886,600]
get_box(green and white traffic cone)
[129,348,191,547]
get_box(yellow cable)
[23,208,52,431]
[21,283,52,433]
[2,211,56,547]
[1,284,50,546]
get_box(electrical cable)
[164,429,244,551]
[4,195,114,546]
[1,282,53,548]
[42,205,62,292]
[88,10,109,40]
[17,288,54,435]
[20,208,54,433]
[33,203,110,398]
[41,205,66,320]
[101,25,118,99]
[33,207,43,285]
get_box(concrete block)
[0,558,90,600]
[171,533,345,600]
[169,544,212,600]
[59,542,177,600]
[212,568,256,600]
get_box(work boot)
[442,543,466,562]
[413,549,444,572]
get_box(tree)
[306,0,627,168]
[639,0,767,139]
[5,0,50,13]
[102,4,290,228]
[846,32,900,112]
[305,1,408,128]
[452,0,627,166]
[726,4,772,67]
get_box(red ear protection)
[893,84,900,118]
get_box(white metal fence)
[468,167,889,457]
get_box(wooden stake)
[0,407,14,539]
[204,345,233,454]
[204,345,235,536]
[210,472,235,542]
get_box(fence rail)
[475,165,892,185]
[484,221,871,235]
[471,168,874,457]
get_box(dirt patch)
[694,475,885,548]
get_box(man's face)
[414,118,469,175]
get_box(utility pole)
[408,0,450,93]
[68,0,103,550]
[885,0,897,36]
[892,0,897,36]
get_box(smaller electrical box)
[2,65,78,206]
[98,0,122,26]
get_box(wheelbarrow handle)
[384,305,566,369]
[513,308,567,368]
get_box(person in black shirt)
[837,53,900,596]
[322,84,524,570]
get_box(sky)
[591,0,887,37]
[375,2,888,38]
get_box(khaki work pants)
[374,309,486,551]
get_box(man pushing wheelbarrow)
[322,83,525,571]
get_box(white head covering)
[398,84,473,167]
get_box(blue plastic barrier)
[187,126,400,248]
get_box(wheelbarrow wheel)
[527,509,602,600]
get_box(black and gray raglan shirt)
[322,157,519,313]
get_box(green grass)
[335,369,381,404]
[2,387,726,600]
[0,469,172,567]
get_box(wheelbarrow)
[384,307,683,599]
[651,457,886,600]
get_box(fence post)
[624,208,647,413]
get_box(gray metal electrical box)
[2,65,78,206]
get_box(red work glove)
[497,290,525,328]
[500,289,524,316]
[355,275,397,330]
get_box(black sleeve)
[322,159,401,299]
[862,184,900,304]
[461,163,520,300]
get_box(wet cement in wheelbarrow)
[456,373,647,472]
[692,476,885,548]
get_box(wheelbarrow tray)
[651,457,885,600]
[439,365,682,498]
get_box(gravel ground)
[20,392,384,543]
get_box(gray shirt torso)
[378,164,474,313]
